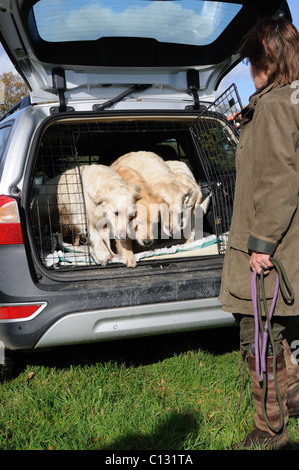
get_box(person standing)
[219,17,299,450]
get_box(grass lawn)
[0,326,298,451]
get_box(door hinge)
[186,69,200,111]
[51,68,74,114]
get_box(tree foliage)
[0,72,29,117]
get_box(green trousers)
[234,314,289,355]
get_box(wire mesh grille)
[31,154,93,268]
[192,84,242,253]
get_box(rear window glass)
[32,0,242,46]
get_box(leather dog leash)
[251,258,294,433]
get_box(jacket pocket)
[228,245,277,300]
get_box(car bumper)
[34,297,235,349]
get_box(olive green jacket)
[219,82,299,316]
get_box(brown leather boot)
[241,349,291,450]
[282,339,299,417]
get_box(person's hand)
[249,251,273,275]
[227,111,242,128]
[227,107,245,128]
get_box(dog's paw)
[123,253,137,268]
[92,247,112,266]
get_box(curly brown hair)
[239,17,299,85]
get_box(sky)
[218,0,299,104]
[33,0,242,45]
[0,0,298,106]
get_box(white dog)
[32,165,140,266]
[111,151,192,239]
[166,160,203,241]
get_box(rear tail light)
[0,195,23,244]
[0,303,47,321]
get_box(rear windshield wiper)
[92,84,152,111]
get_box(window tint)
[33,0,242,46]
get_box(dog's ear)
[94,201,107,219]
[86,189,106,204]
[182,187,193,205]
[158,201,170,229]
[129,183,141,200]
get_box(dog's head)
[114,166,161,246]
[131,194,169,246]
[93,182,140,240]
[158,184,193,238]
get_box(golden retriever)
[114,166,169,264]
[111,151,192,238]
[165,160,203,241]
[32,164,140,266]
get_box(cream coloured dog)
[114,166,169,264]
[165,160,203,241]
[111,151,192,239]
[32,164,140,266]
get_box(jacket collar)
[241,82,277,126]
[249,81,274,101]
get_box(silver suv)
[0,0,292,380]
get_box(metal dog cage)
[193,84,242,253]
[30,85,241,269]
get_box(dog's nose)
[117,230,128,240]
[143,239,153,246]
[171,226,182,236]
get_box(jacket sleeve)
[247,97,299,255]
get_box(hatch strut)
[92,84,152,111]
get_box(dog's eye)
[114,211,119,217]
